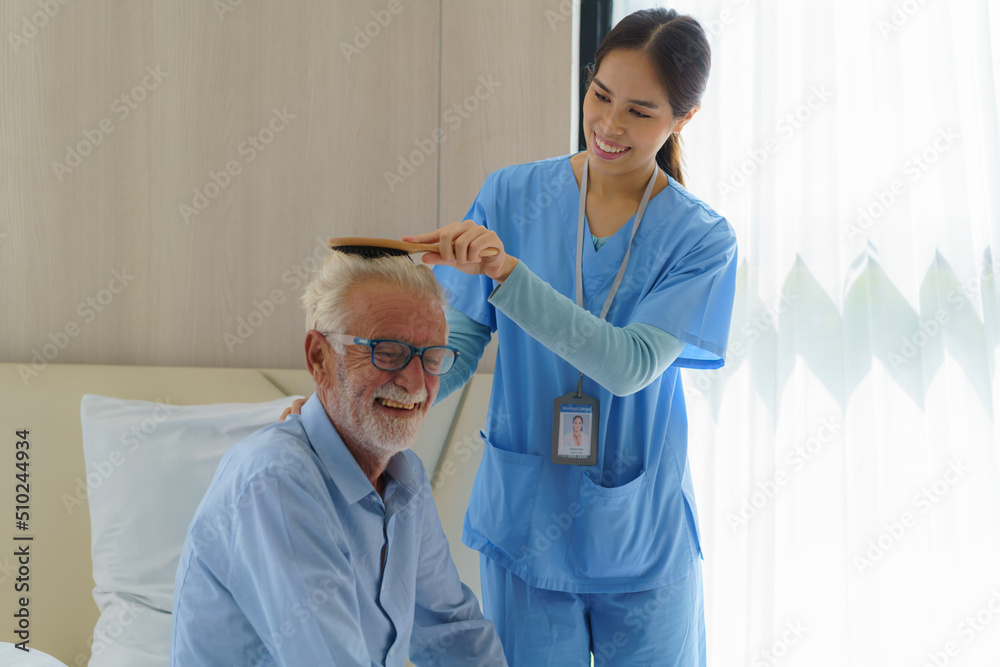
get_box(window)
[586,2,1000,663]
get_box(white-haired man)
[170,252,506,666]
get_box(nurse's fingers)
[404,220,478,262]
[278,397,306,422]
[464,230,504,264]
[426,230,513,280]
[401,230,442,244]
[440,221,484,262]
[406,220,504,269]
[419,251,491,277]
[450,224,503,265]
[466,229,501,255]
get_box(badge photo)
[551,392,598,466]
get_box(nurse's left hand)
[279,397,306,422]
[404,221,519,283]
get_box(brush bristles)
[329,245,413,261]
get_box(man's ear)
[305,330,334,388]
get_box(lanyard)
[575,156,659,319]
[555,157,659,465]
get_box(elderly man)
[170,252,506,666]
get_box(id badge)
[552,380,599,466]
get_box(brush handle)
[328,237,499,257]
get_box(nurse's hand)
[403,221,519,283]
[279,397,306,421]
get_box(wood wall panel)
[438,0,575,225]
[2,0,573,373]
[437,0,575,372]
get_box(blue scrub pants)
[479,554,705,667]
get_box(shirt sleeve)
[225,469,372,666]
[487,261,687,396]
[408,480,507,666]
[629,216,739,368]
[435,305,492,404]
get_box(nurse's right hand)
[404,221,518,283]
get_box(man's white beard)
[335,360,427,460]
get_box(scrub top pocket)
[567,470,659,580]
[465,433,542,563]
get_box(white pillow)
[79,394,302,667]
[0,643,69,666]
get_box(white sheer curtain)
[614,1,1000,664]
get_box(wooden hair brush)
[327,237,499,260]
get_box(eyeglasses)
[323,333,459,376]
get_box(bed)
[0,362,490,665]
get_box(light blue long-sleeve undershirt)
[438,260,686,401]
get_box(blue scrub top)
[435,155,737,594]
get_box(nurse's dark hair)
[585,8,711,187]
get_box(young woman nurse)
[405,9,737,665]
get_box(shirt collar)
[300,393,422,506]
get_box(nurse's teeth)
[596,137,627,153]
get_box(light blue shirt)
[434,154,737,594]
[170,393,506,666]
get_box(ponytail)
[656,133,684,187]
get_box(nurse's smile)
[593,133,631,159]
